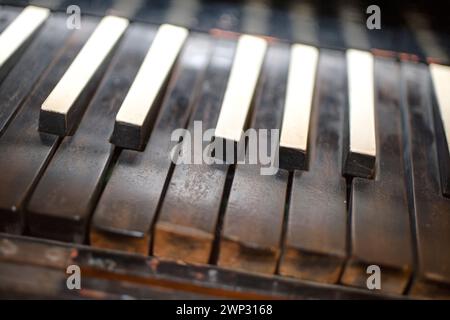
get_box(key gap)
[208,163,235,265]
[398,61,419,295]
[22,137,63,236]
[338,174,353,283]
[148,157,179,256]
[274,170,293,275]
[84,145,123,245]
[147,50,211,255]
[339,53,352,283]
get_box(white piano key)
[430,63,450,196]
[0,6,50,81]
[40,15,129,135]
[111,24,188,150]
[344,49,377,178]
[279,44,319,171]
[214,34,267,162]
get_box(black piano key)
[0,18,98,234]
[152,39,235,263]
[90,34,213,254]
[0,15,72,136]
[26,24,157,243]
[401,62,450,299]
[217,44,289,274]
[341,58,414,294]
[279,50,347,284]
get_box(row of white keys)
[430,63,450,197]
[0,6,50,82]
[279,47,377,176]
[111,24,188,150]
[32,9,377,172]
[279,44,318,170]
[213,34,267,162]
[40,15,129,136]
[212,41,377,173]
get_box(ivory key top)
[39,15,129,136]
[213,34,267,163]
[344,49,377,178]
[279,43,319,171]
[111,24,188,150]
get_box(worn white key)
[0,6,50,81]
[344,49,376,178]
[430,63,450,196]
[111,24,188,150]
[40,15,129,135]
[279,44,319,170]
[214,34,267,162]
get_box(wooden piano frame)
[0,233,404,299]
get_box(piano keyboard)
[0,3,449,299]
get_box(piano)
[0,0,449,299]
